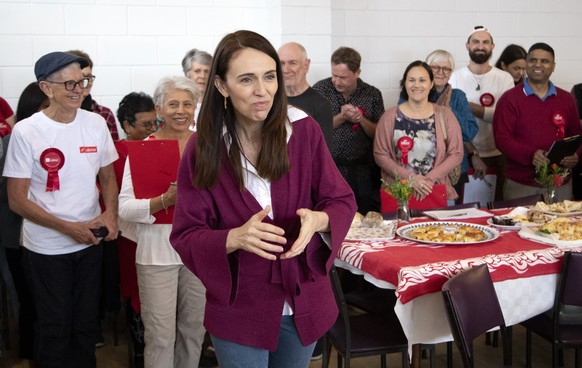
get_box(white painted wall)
[1,0,581,126]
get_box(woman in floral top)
[374,60,463,201]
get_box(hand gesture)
[226,206,286,261]
[281,209,329,260]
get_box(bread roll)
[351,212,364,228]
[363,211,384,228]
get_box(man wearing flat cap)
[3,51,119,367]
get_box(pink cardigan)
[374,104,463,199]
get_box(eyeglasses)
[44,78,90,91]
[135,121,158,130]
[84,74,97,85]
[430,66,453,75]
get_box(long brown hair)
[194,30,289,189]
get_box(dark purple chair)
[486,194,543,210]
[323,266,408,368]
[442,264,512,368]
[521,251,582,368]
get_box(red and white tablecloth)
[335,212,582,349]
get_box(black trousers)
[22,244,103,368]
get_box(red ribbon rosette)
[397,136,414,165]
[479,93,495,107]
[552,112,565,139]
[40,148,65,192]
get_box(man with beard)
[450,26,514,200]
[493,43,582,201]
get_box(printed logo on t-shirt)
[80,146,98,153]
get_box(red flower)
[554,175,565,187]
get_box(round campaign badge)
[552,112,565,139]
[40,148,65,192]
[397,136,414,165]
[479,93,495,107]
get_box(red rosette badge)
[397,136,414,165]
[479,93,495,107]
[552,112,565,139]
[40,148,65,192]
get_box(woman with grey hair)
[119,76,206,367]
[182,49,213,124]
[425,49,479,202]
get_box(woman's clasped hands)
[413,175,434,200]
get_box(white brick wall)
[1,0,581,121]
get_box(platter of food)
[346,211,397,240]
[518,218,582,247]
[487,207,554,230]
[533,200,582,217]
[396,221,499,245]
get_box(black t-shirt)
[288,87,333,149]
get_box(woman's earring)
[224,97,227,110]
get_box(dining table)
[334,208,582,367]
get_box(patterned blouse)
[393,108,436,176]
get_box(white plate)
[486,218,521,231]
[541,210,582,217]
[518,227,582,248]
[345,220,397,241]
[396,221,499,245]
[486,217,550,231]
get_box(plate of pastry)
[396,221,499,245]
[533,200,582,217]
[518,218,582,247]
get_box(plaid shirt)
[92,101,119,142]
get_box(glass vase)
[397,199,411,222]
[543,187,556,204]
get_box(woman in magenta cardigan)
[375,60,463,201]
[170,30,356,368]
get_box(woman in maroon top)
[170,30,356,368]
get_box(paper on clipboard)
[126,139,180,224]
[463,174,496,205]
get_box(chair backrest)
[442,264,509,368]
[554,252,582,323]
[487,193,543,210]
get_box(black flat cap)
[34,51,90,82]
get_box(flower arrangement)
[381,174,414,203]
[535,163,569,190]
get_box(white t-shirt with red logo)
[3,109,118,255]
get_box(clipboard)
[126,139,180,224]
[380,184,447,213]
[546,135,582,164]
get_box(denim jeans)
[210,315,316,368]
[22,244,103,368]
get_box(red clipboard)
[380,184,447,213]
[126,140,179,224]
